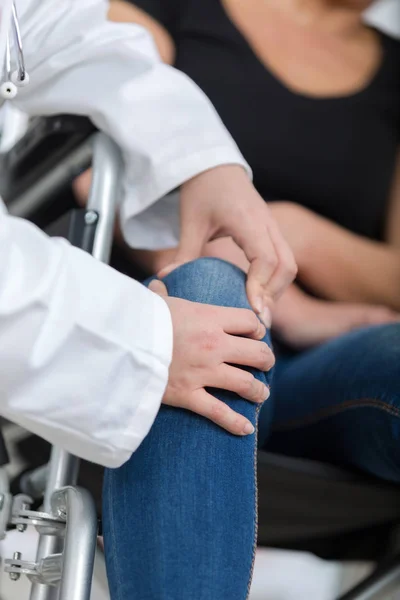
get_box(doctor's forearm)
[0,214,172,467]
[15,0,249,229]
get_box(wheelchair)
[0,115,122,600]
[1,114,400,600]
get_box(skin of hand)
[74,167,297,327]
[148,279,274,435]
[199,206,400,348]
[73,175,399,348]
[158,166,297,327]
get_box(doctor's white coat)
[0,0,247,467]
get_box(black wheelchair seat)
[258,451,400,561]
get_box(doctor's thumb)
[148,279,169,297]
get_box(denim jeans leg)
[266,323,400,483]
[103,258,273,600]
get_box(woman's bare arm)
[270,201,400,311]
[124,196,400,313]
[78,5,400,312]
[73,1,176,208]
[385,151,400,248]
[108,1,175,64]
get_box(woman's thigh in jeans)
[103,258,273,600]
[263,323,400,483]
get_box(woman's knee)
[161,258,250,309]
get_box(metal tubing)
[52,487,97,600]
[20,465,49,499]
[28,133,122,600]
[86,132,123,263]
[338,557,400,600]
[0,467,11,540]
[0,467,9,494]
[29,449,80,600]
[8,139,93,219]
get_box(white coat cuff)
[120,146,251,250]
[113,291,173,465]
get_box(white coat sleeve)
[14,0,250,250]
[0,205,173,468]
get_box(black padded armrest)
[0,114,96,207]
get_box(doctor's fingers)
[148,279,169,296]
[232,207,297,323]
[183,388,256,436]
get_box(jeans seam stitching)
[272,398,400,432]
[246,405,261,599]
[107,473,123,600]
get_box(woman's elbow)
[108,1,176,64]
[269,201,316,266]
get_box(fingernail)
[148,279,169,297]
[158,263,179,278]
[242,422,255,435]
[260,308,272,328]
[148,279,160,291]
[263,386,270,401]
[254,297,263,314]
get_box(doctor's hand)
[148,279,273,435]
[158,166,297,326]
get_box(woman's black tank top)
[132,0,400,239]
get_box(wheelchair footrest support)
[1,486,97,600]
[5,553,63,586]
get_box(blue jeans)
[263,322,400,482]
[103,258,400,600]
